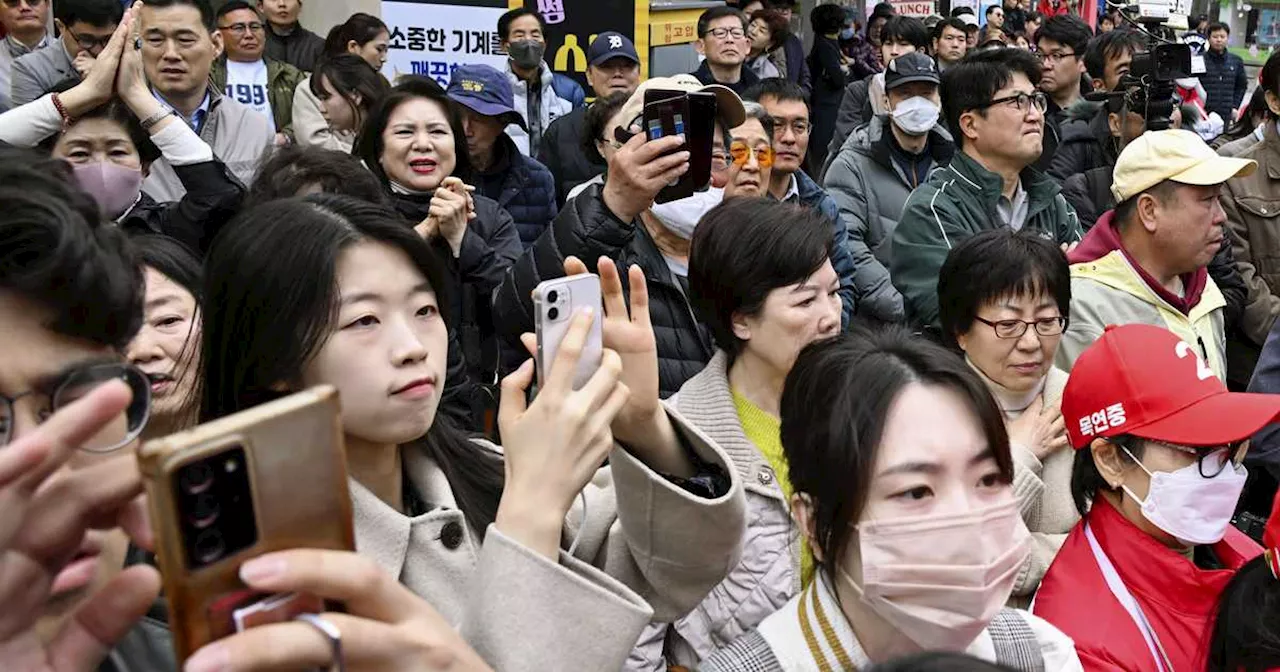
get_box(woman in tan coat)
[938,228,1079,604]
[195,195,746,671]
[293,13,389,152]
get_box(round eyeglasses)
[0,363,152,453]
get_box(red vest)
[1033,497,1260,671]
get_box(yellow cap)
[1111,129,1256,203]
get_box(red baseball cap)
[1062,324,1280,449]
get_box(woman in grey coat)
[196,196,746,672]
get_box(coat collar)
[947,151,1061,215]
[1262,121,1280,180]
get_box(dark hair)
[582,90,629,157]
[1036,14,1091,54]
[934,16,968,40]
[750,9,791,51]
[1071,435,1143,515]
[310,54,390,132]
[941,47,1042,149]
[200,194,505,535]
[881,15,930,49]
[142,0,216,31]
[55,0,123,28]
[246,146,388,208]
[1207,21,1230,36]
[762,0,794,10]
[39,81,162,165]
[1206,552,1280,672]
[323,12,388,57]
[497,7,544,40]
[700,6,749,37]
[951,6,975,17]
[214,0,257,22]
[1083,29,1145,81]
[810,4,845,35]
[743,77,808,108]
[354,76,473,189]
[937,229,1071,348]
[869,652,1019,672]
[872,2,896,18]
[0,148,143,350]
[688,198,832,358]
[781,327,1015,573]
[1228,88,1269,134]
[1026,10,1044,24]
[1263,50,1280,106]
[985,4,1002,16]
[132,234,202,302]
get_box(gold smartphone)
[137,386,355,662]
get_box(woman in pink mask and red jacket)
[1034,324,1278,671]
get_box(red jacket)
[1033,497,1261,671]
[1037,0,1072,16]
[1265,487,1280,548]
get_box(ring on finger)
[294,613,345,672]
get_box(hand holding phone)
[534,274,604,391]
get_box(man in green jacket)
[210,0,304,146]
[892,47,1082,329]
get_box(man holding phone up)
[494,75,748,396]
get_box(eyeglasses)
[0,363,151,453]
[219,21,265,35]
[1040,50,1078,64]
[1136,437,1249,479]
[1,0,44,8]
[705,27,746,40]
[771,117,811,136]
[69,32,113,50]
[976,90,1049,115]
[973,315,1068,339]
[728,141,774,167]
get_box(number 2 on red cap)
[1174,341,1215,381]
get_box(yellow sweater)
[733,388,814,586]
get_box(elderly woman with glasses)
[937,228,1077,604]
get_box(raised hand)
[600,129,690,223]
[416,177,474,257]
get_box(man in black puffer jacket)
[493,76,748,395]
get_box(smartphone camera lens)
[189,493,220,529]
[547,290,559,304]
[193,529,225,564]
[180,463,214,495]
[548,306,560,321]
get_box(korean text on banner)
[510,0,649,91]
[382,0,509,86]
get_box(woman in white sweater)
[937,228,1079,604]
[293,12,389,152]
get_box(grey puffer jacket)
[823,115,955,324]
[625,351,799,671]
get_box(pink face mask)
[72,161,143,219]
[839,497,1030,652]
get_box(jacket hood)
[1068,209,1209,314]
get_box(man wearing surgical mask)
[1034,323,1277,672]
[825,51,953,324]
[494,75,747,396]
[497,7,585,157]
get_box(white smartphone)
[533,274,604,391]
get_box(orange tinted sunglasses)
[729,142,774,168]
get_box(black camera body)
[1118,31,1192,130]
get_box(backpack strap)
[987,609,1046,672]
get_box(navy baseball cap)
[446,64,528,130]
[884,52,940,90]
[588,31,639,67]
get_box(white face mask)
[648,187,724,240]
[1121,446,1247,546]
[890,95,940,136]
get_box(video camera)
[1085,0,1192,130]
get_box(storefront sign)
[382,0,510,85]
[890,0,936,16]
[650,7,704,46]
[509,0,650,89]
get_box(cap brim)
[700,84,746,127]
[1171,155,1258,186]
[590,51,640,67]
[451,96,528,131]
[1126,390,1280,446]
[887,74,941,89]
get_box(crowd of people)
[6,0,1280,671]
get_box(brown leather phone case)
[137,386,355,662]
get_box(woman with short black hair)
[702,328,1081,671]
[937,228,1075,603]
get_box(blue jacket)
[475,133,559,248]
[787,170,858,327]
[1199,48,1247,120]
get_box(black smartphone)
[684,91,717,191]
[642,89,718,203]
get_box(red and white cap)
[1062,324,1280,449]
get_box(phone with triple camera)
[533,274,603,391]
[138,386,354,662]
[642,88,717,203]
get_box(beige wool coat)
[292,75,357,153]
[351,406,746,672]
